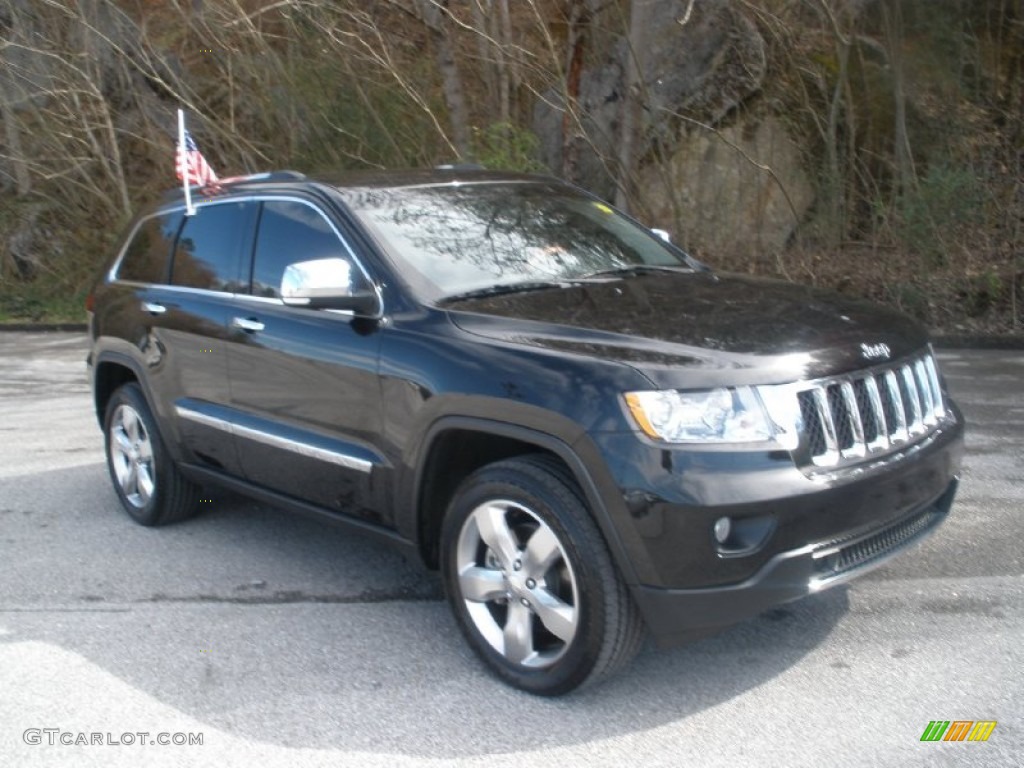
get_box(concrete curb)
[0,323,88,333]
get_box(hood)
[447,272,929,388]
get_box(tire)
[103,382,199,526]
[440,454,645,695]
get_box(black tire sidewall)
[441,463,611,696]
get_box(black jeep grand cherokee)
[88,169,963,695]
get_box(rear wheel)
[441,455,644,695]
[104,383,199,526]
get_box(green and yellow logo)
[920,720,997,742]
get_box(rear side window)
[116,211,182,284]
[171,202,255,292]
[250,201,352,298]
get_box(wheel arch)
[411,416,643,587]
[92,352,145,427]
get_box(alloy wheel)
[109,403,155,508]
[455,499,579,668]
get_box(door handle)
[141,301,166,315]
[231,317,265,333]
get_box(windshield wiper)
[578,264,698,280]
[440,280,570,304]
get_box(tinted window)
[251,201,351,298]
[171,202,254,292]
[117,211,182,284]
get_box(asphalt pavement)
[0,332,1020,767]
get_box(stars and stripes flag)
[176,130,218,187]
[176,109,217,215]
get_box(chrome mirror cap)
[281,258,379,316]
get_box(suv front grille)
[796,352,948,468]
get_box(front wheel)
[441,455,644,695]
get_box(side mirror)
[651,228,672,243]
[280,258,379,316]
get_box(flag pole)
[177,109,195,217]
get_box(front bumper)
[589,402,964,646]
[632,477,958,646]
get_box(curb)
[0,323,88,333]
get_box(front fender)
[401,408,657,586]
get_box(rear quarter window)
[115,211,183,284]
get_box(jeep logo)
[860,342,891,360]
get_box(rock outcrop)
[533,0,812,257]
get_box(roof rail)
[434,163,486,171]
[218,170,306,185]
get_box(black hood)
[447,272,929,388]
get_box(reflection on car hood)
[447,272,929,387]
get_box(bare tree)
[881,0,915,196]
[418,0,472,158]
[0,0,33,197]
[562,0,591,181]
[614,0,653,211]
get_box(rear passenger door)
[225,198,386,521]
[151,200,256,475]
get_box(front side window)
[116,211,183,284]
[250,200,353,298]
[171,202,254,292]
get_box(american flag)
[175,129,219,188]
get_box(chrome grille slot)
[796,351,950,468]
[851,378,877,444]
[901,365,924,434]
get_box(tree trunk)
[614,0,650,211]
[496,0,512,124]
[470,0,497,111]
[0,78,31,198]
[0,0,32,198]
[562,0,590,182]
[419,0,471,159]
[882,0,915,196]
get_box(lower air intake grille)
[812,506,942,583]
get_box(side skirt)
[179,462,420,561]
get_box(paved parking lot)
[0,332,1020,767]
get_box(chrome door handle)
[231,317,265,333]
[141,301,166,315]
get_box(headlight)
[624,386,775,443]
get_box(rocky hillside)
[1,0,1020,333]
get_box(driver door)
[225,198,386,521]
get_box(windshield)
[340,181,692,301]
